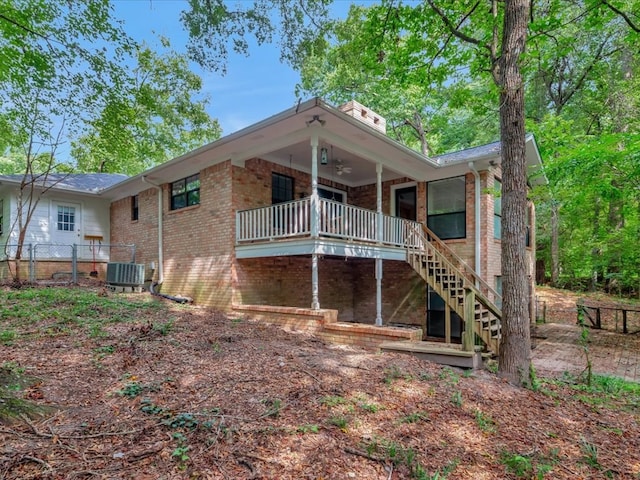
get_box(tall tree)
[1,0,221,282]
[72,40,221,175]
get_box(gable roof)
[101,97,546,200]
[0,173,128,194]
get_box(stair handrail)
[419,224,502,307]
[405,224,502,318]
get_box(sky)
[111,0,359,135]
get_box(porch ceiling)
[264,140,405,187]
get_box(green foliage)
[261,398,283,418]
[181,0,331,73]
[0,328,17,345]
[171,432,190,469]
[438,367,460,385]
[580,438,601,470]
[296,423,319,434]
[117,381,145,398]
[398,411,429,424]
[72,40,221,175]
[501,448,559,479]
[319,395,347,407]
[365,437,457,479]
[153,318,175,336]
[383,365,408,384]
[450,390,463,407]
[0,361,49,422]
[0,287,163,338]
[358,400,380,413]
[1,2,219,181]
[327,415,348,430]
[140,398,222,432]
[544,372,640,411]
[474,409,496,434]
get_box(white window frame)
[390,181,417,217]
[318,185,347,203]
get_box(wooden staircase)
[405,224,502,355]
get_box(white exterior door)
[52,202,81,247]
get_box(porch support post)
[310,133,319,238]
[375,163,383,326]
[463,288,476,351]
[375,257,383,326]
[311,253,320,310]
[376,163,383,243]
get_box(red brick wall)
[111,162,235,309]
[111,188,158,265]
[161,162,234,308]
[235,256,355,321]
[351,259,425,327]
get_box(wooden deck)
[380,341,483,369]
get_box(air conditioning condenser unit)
[106,262,145,286]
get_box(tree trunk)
[550,201,559,285]
[497,0,532,386]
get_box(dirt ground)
[1,286,639,479]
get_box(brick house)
[104,98,544,356]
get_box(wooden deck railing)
[236,198,423,248]
[420,225,502,307]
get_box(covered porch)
[236,196,425,327]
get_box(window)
[0,199,3,235]
[495,276,503,309]
[57,205,75,231]
[131,195,139,221]
[272,173,294,204]
[494,179,502,239]
[427,176,466,239]
[318,186,345,203]
[393,185,417,221]
[171,174,200,210]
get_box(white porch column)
[310,134,319,238]
[376,163,383,243]
[310,133,320,310]
[375,258,383,326]
[375,163,383,326]
[312,253,320,310]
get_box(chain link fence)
[0,243,136,283]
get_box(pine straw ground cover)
[1,286,639,479]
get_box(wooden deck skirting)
[232,304,422,350]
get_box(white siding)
[0,186,111,260]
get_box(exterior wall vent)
[106,262,145,286]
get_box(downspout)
[468,162,481,282]
[141,176,190,303]
[142,175,164,284]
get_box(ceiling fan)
[335,159,352,176]
[327,145,352,176]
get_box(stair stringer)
[405,226,502,355]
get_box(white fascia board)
[235,238,407,261]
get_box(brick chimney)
[338,100,386,134]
